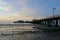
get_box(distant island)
[13,20,24,23]
[13,20,32,23]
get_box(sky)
[0,0,60,23]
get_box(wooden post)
[56,19,58,27]
[45,21,47,26]
[47,21,49,26]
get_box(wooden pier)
[31,15,60,27]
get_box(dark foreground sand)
[0,31,60,40]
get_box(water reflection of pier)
[32,15,60,26]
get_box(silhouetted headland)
[13,20,32,23]
[13,20,24,23]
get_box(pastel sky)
[0,0,60,23]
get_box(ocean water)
[0,23,60,40]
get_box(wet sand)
[0,23,60,40]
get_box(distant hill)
[13,20,24,23]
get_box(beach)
[0,23,60,40]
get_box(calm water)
[0,23,60,40]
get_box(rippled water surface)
[0,23,60,40]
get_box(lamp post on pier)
[53,8,56,17]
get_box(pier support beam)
[46,21,49,26]
[56,19,58,27]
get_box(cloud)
[0,0,42,22]
[19,7,34,14]
[0,1,11,12]
[10,0,28,6]
[0,6,11,11]
[12,13,34,21]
